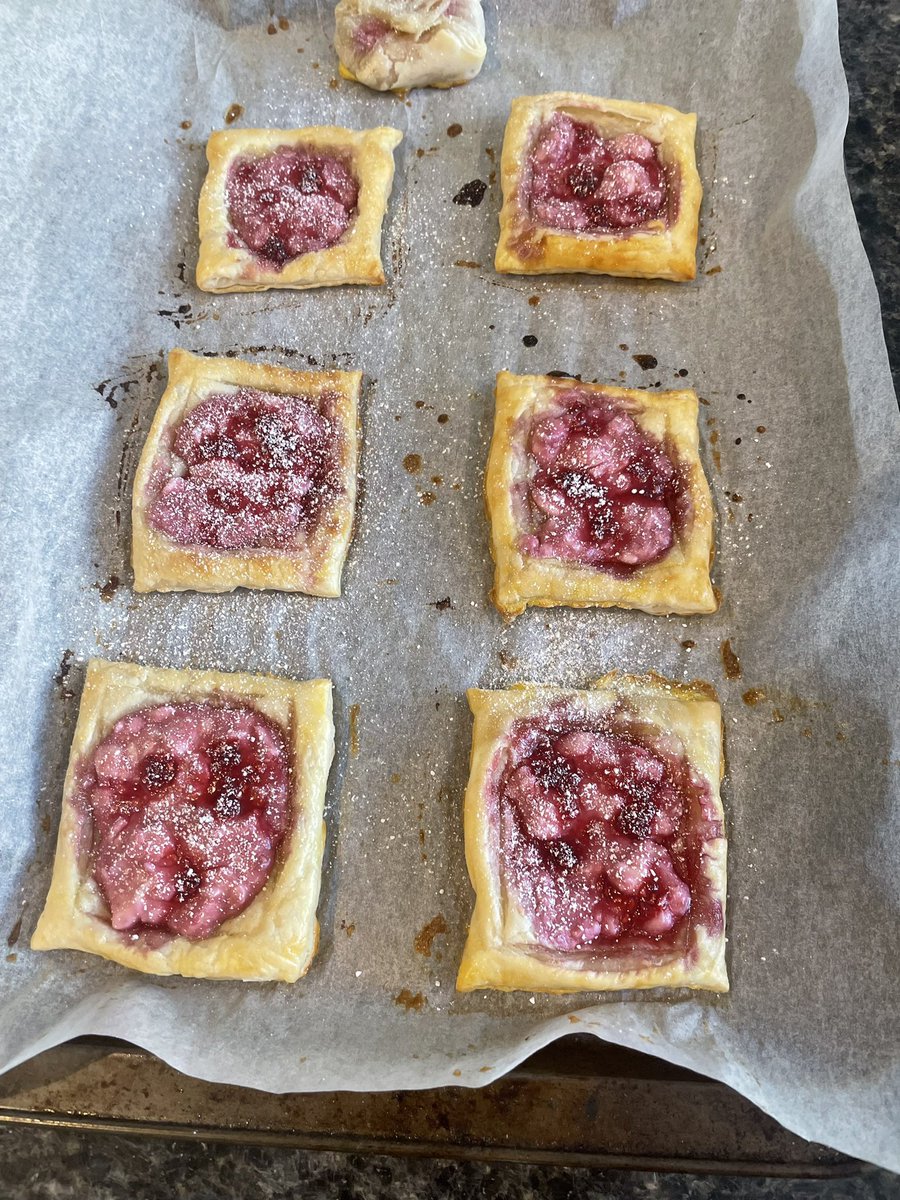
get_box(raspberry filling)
[76,703,292,941]
[147,386,342,553]
[352,16,391,55]
[226,147,359,268]
[527,113,669,233]
[493,710,723,957]
[519,390,688,575]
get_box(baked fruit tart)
[486,372,716,617]
[495,93,701,281]
[334,0,486,92]
[457,675,728,994]
[132,350,360,595]
[197,125,402,291]
[32,660,333,982]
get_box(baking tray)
[0,1038,860,1176]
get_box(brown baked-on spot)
[432,597,453,611]
[96,575,120,602]
[437,413,449,424]
[568,1014,581,1024]
[420,491,436,506]
[395,989,427,1011]
[742,687,767,706]
[403,453,422,474]
[349,704,361,757]
[453,260,481,269]
[681,639,696,650]
[55,649,75,695]
[632,354,658,370]
[180,119,192,130]
[705,265,722,275]
[447,123,463,138]
[452,1069,462,1078]
[390,772,401,784]
[6,917,23,948]
[278,16,289,29]
[453,179,487,207]
[528,295,540,307]
[340,919,356,938]
[721,639,742,680]
[498,649,519,669]
[267,21,277,34]
[225,103,244,125]
[414,914,448,957]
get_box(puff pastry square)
[457,675,728,994]
[31,659,334,982]
[132,349,360,595]
[197,125,403,292]
[486,372,716,617]
[334,0,486,92]
[495,93,702,281]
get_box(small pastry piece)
[197,125,402,292]
[495,93,702,281]
[132,349,360,595]
[457,675,728,994]
[32,659,334,982]
[334,0,486,92]
[486,372,716,617]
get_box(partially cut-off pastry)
[334,0,486,92]
[197,125,402,291]
[32,659,334,982]
[132,350,360,595]
[457,676,728,994]
[486,372,716,617]
[495,93,702,281]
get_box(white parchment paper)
[0,0,898,1171]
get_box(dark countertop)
[840,0,899,393]
[1,1,897,1197]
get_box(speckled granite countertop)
[1,0,897,1197]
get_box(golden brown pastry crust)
[486,371,717,618]
[131,349,361,595]
[495,93,702,281]
[31,659,334,982]
[456,674,728,994]
[196,125,403,292]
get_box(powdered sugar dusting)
[76,702,291,940]
[147,385,343,552]
[226,148,359,267]
[491,703,723,960]
[517,388,687,574]
[527,114,669,233]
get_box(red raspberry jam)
[226,147,359,268]
[147,386,343,553]
[491,707,723,958]
[519,389,689,575]
[76,703,292,941]
[527,113,669,233]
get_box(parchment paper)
[0,0,898,1172]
